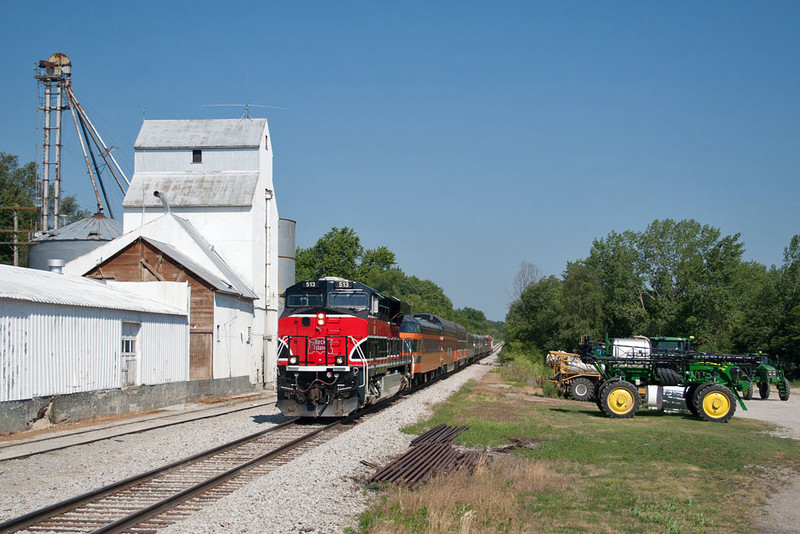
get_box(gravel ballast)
[0,355,498,533]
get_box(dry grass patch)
[365,456,569,533]
[454,402,523,424]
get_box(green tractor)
[719,353,790,402]
[579,336,750,423]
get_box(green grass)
[356,368,800,533]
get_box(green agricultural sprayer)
[647,336,790,402]
[578,336,754,422]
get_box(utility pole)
[0,205,38,266]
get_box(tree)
[772,235,800,368]
[0,154,38,266]
[295,227,364,281]
[505,275,564,352]
[358,245,397,282]
[504,218,757,356]
[560,259,604,346]
[1,152,90,266]
[394,275,453,318]
[729,261,779,354]
[509,260,543,303]
[636,219,744,349]
[585,230,646,337]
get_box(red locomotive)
[276,277,492,417]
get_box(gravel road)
[736,385,800,534]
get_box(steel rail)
[0,401,273,461]
[91,419,344,534]
[0,419,299,533]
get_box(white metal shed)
[0,264,189,402]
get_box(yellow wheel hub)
[607,387,634,414]
[702,391,731,419]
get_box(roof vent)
[47,259,65,274]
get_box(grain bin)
[278,218,296,313]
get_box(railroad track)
[0,418,348,533]
[0,400,274,462]
[1,348,501,533]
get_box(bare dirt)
[736,385,800,533]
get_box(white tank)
[612,337,651,359]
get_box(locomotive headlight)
[289,356,298,365]
[335,356,344,365]
[317,312,326,326]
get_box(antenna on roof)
[202,103,289,120]
[203,74,288,119]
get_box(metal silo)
[28,212,122,270]
[278,218,296,314]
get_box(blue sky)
[1,2,798,321]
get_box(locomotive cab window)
[192,149,202,163]
[287,292,324,307]
[328,291,368,310]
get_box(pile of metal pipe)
[368,425,482,488]
[409,423,468,445]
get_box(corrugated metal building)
[0,264,189,403]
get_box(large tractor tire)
[594,379,611,408]
[758,382,771,399]
[599,380,640,418]
[683,385,700,416]
[595,378,621,409]
[778,378,791,401]
[742,381,754,400]
[696,383,736,423]
[569,377,594,402]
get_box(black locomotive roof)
[284,277,409,324]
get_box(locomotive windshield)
[328,291,369,310]
[287,292,324,307]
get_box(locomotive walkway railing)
[283,335,355,366]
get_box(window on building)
[192,149,202,163]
